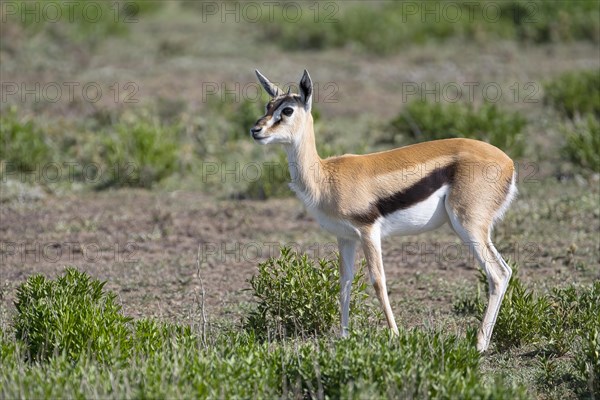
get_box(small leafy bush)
[545,283,599,356]
[455,265,550,350]
[387,101,526,157]
[491,269,551,350]
[99,116,180,188]
[7,1,162,44]
[0,107,52,175]
[561,115,600,172]
[261,1,599,55]
[244,247,375,340]
[12,268,199,364]
[13,268,132,362]
[455,267,600,360]
[503,0,600,43]
[544,70,600,119]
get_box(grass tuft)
[544,69,600,119]
[0,107,52,176]
[560,115,600,173]
[98,115,181,189]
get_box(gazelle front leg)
[360,226,399,335]
[338,237,357,337]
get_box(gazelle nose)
[250,126,263,138]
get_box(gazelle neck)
[283,114,326,205]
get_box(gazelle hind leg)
[445,202,512,352]
[475,242,512,352]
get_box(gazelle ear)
[299,69,313,111]
[255,69,283,98]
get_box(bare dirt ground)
[2,181,598,331]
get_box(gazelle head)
[250,69,313,145]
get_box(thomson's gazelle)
[250,70,516,352]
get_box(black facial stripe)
[265,98,286,117]
[265,95,300,117]
[351,162,457,225]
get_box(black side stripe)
[352,162,457,225]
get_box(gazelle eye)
[282,107,294,117]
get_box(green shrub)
[561,115,600,172]
[261,1,483,55]
[502,0,600,43]
[7,1,162,44]
[261,1,599,55]
[455,268,600,357]
[544,70,600,119]
[99,116,180,188]
[13,268,132,362]
[0,109,187,188]
[261,3,413,55]
[490,269,551,350]
[11,267,199,364]
[455,265,551,351]
[244,247,375,340]
[387,100,526,157]
[0,107,52,175]
[544,283,599,356]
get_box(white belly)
[307,185,449,240]
[378,185,449,237]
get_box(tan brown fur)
[292,135,514,228]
